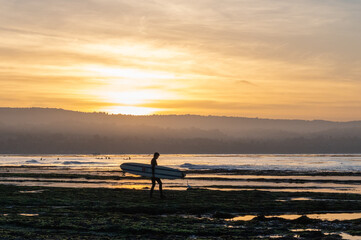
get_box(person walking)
[150,152,165,199]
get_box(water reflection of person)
[150,152,164,199]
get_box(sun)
[94,89,169,115]
[101,106,159,115]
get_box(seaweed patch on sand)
[0,184,360,239]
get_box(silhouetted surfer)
[150,152,164,198]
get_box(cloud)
[141,99,295,111]
[234,80,256,86]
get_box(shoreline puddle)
[19,190,45,194]
[340,233,361,240]
[229,212,361,221]
[18,213,39,217]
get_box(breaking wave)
[25,159,40,164]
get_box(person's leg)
[156,178,164,198]
[150,178,156,198]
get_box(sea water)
[0,154,360,172]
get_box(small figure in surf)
[150,152,164,198]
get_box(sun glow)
[84,65,176,80]
[80,65,180,115]
[95,89,172,115]
[102,106,159,115]
[102,90,165,105]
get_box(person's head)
[153,152,160,159]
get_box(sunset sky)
[1,0,361,120]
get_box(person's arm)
[151,159,155,178]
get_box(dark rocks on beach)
[212,211,235,219]
[292,215,315,224]
[0,185,359,239]
[25,159,39,164]
[252,215,267,221]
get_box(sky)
[1,0,361,120]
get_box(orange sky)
[1,0,361,120]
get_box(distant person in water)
[150,152,164,198]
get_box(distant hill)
[0,107,360,154]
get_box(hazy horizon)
[2,106,361,123]
[1,107,360,154]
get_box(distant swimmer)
[150,152,164,199]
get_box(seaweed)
[0,184,360,239]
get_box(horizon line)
[1,107,360,123]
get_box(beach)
[0,154,360,239]
[3,0,361,238]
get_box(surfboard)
[120,162,186,179]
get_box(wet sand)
[1,166,361,194]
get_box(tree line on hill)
[0,108,360,154]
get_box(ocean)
[1,154,361,171]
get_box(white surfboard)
[120,162,186,179]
